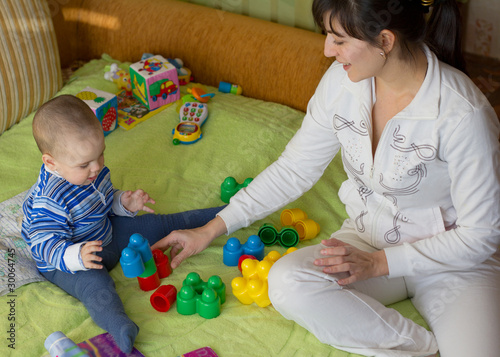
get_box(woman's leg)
[409,255,500,357]
[42,268,139,353]
[268,230,438,357]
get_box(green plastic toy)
[257,224,300,248]
[176,272,226,319]
[220,176,253,203]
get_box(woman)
[152,0,500,355]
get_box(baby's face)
[52,130,105,186]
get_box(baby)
[21,95,223,352]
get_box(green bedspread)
[0,57,428,356]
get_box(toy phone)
[172,102,209,145]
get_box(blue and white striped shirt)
[22,164,132,273]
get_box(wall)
[463,0,500,60]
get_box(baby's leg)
[42,268,138,353]
[268,239,438,356]
[110,205,226,248]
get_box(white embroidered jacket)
[218,46,500,278]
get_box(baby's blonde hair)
[33,95,102,157]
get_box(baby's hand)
[121,189,156,213]
[81,241,103,269]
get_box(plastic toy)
[150,284,177,312]
[237,254,256,272]
[231,259,273,307]
[219,81,243,95]
[167,58,193,85]
[257,224,299,248]
[176,272,226,319]
[223,235,265,266]
[187,87,215,103]
[172,101,209,145]
[45,331,89,357]
[119,233,162,291]
[152,249,172,279]
[104,63,132,95]
[76,87,118,136]
[220,176,253,203]
[280,208,320,241]
[129,54,180,110]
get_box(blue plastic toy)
[223,235,265,266]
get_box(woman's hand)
[151,216,227,269]
[314,238,389,285]
[81,240,103,269]
[121,189,155,213]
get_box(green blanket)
[0,57,428,356]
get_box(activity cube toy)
[220,176,253,203]
[150,284,177,312]
[280,208,320,241]
[76,86,118,136]
[223,235,265,266]
[129,54,180,110]
[177,272,226,319]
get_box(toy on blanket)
[76,87,118,136]
[104,63,132,96]
[231,249,296,308]
[150,284,177,312]
[257,224,299,248]
[218,81,243,95]
[220,176,253,203]
[177,272,226,319]
[223,235,265,266]
[130,54,180,110]
[120,233,171,291]
[280,208,321,241]
[142,53,193,85]
[45,331,90,357]
[172,87,214,145]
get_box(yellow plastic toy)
[231,248,297,308]
[280,208,320,241]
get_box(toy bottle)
[44,331,89,357]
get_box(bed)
[0,1,431,356]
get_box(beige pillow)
[0,0,62,135]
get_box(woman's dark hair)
[312,0,467,75]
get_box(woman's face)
[323,14,384,82]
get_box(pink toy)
[150,284,177,312]
[129,55,180,110]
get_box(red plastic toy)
[152,249,172,279]
[150,285,177,312]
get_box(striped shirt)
[21,164,132,273]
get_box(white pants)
[268,230,500,357]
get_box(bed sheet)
[0,56,428,357]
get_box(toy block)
[129,54,180,110]
[223,235,265,266]
[76,86,118,136]
[120,233,162,291]
[280,208,320,241]
[120,247,145,278]
[231,259,273,308]
[176,272,226,319]
[137,271,160,291]
[237,254,257,272]
[150,284,177,312]
[220,176,253,203]
[257,224,299,248]
[152,249,172,279]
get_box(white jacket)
[218,46,500,278]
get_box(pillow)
[0,0,62,135]
[0,190,45,296]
